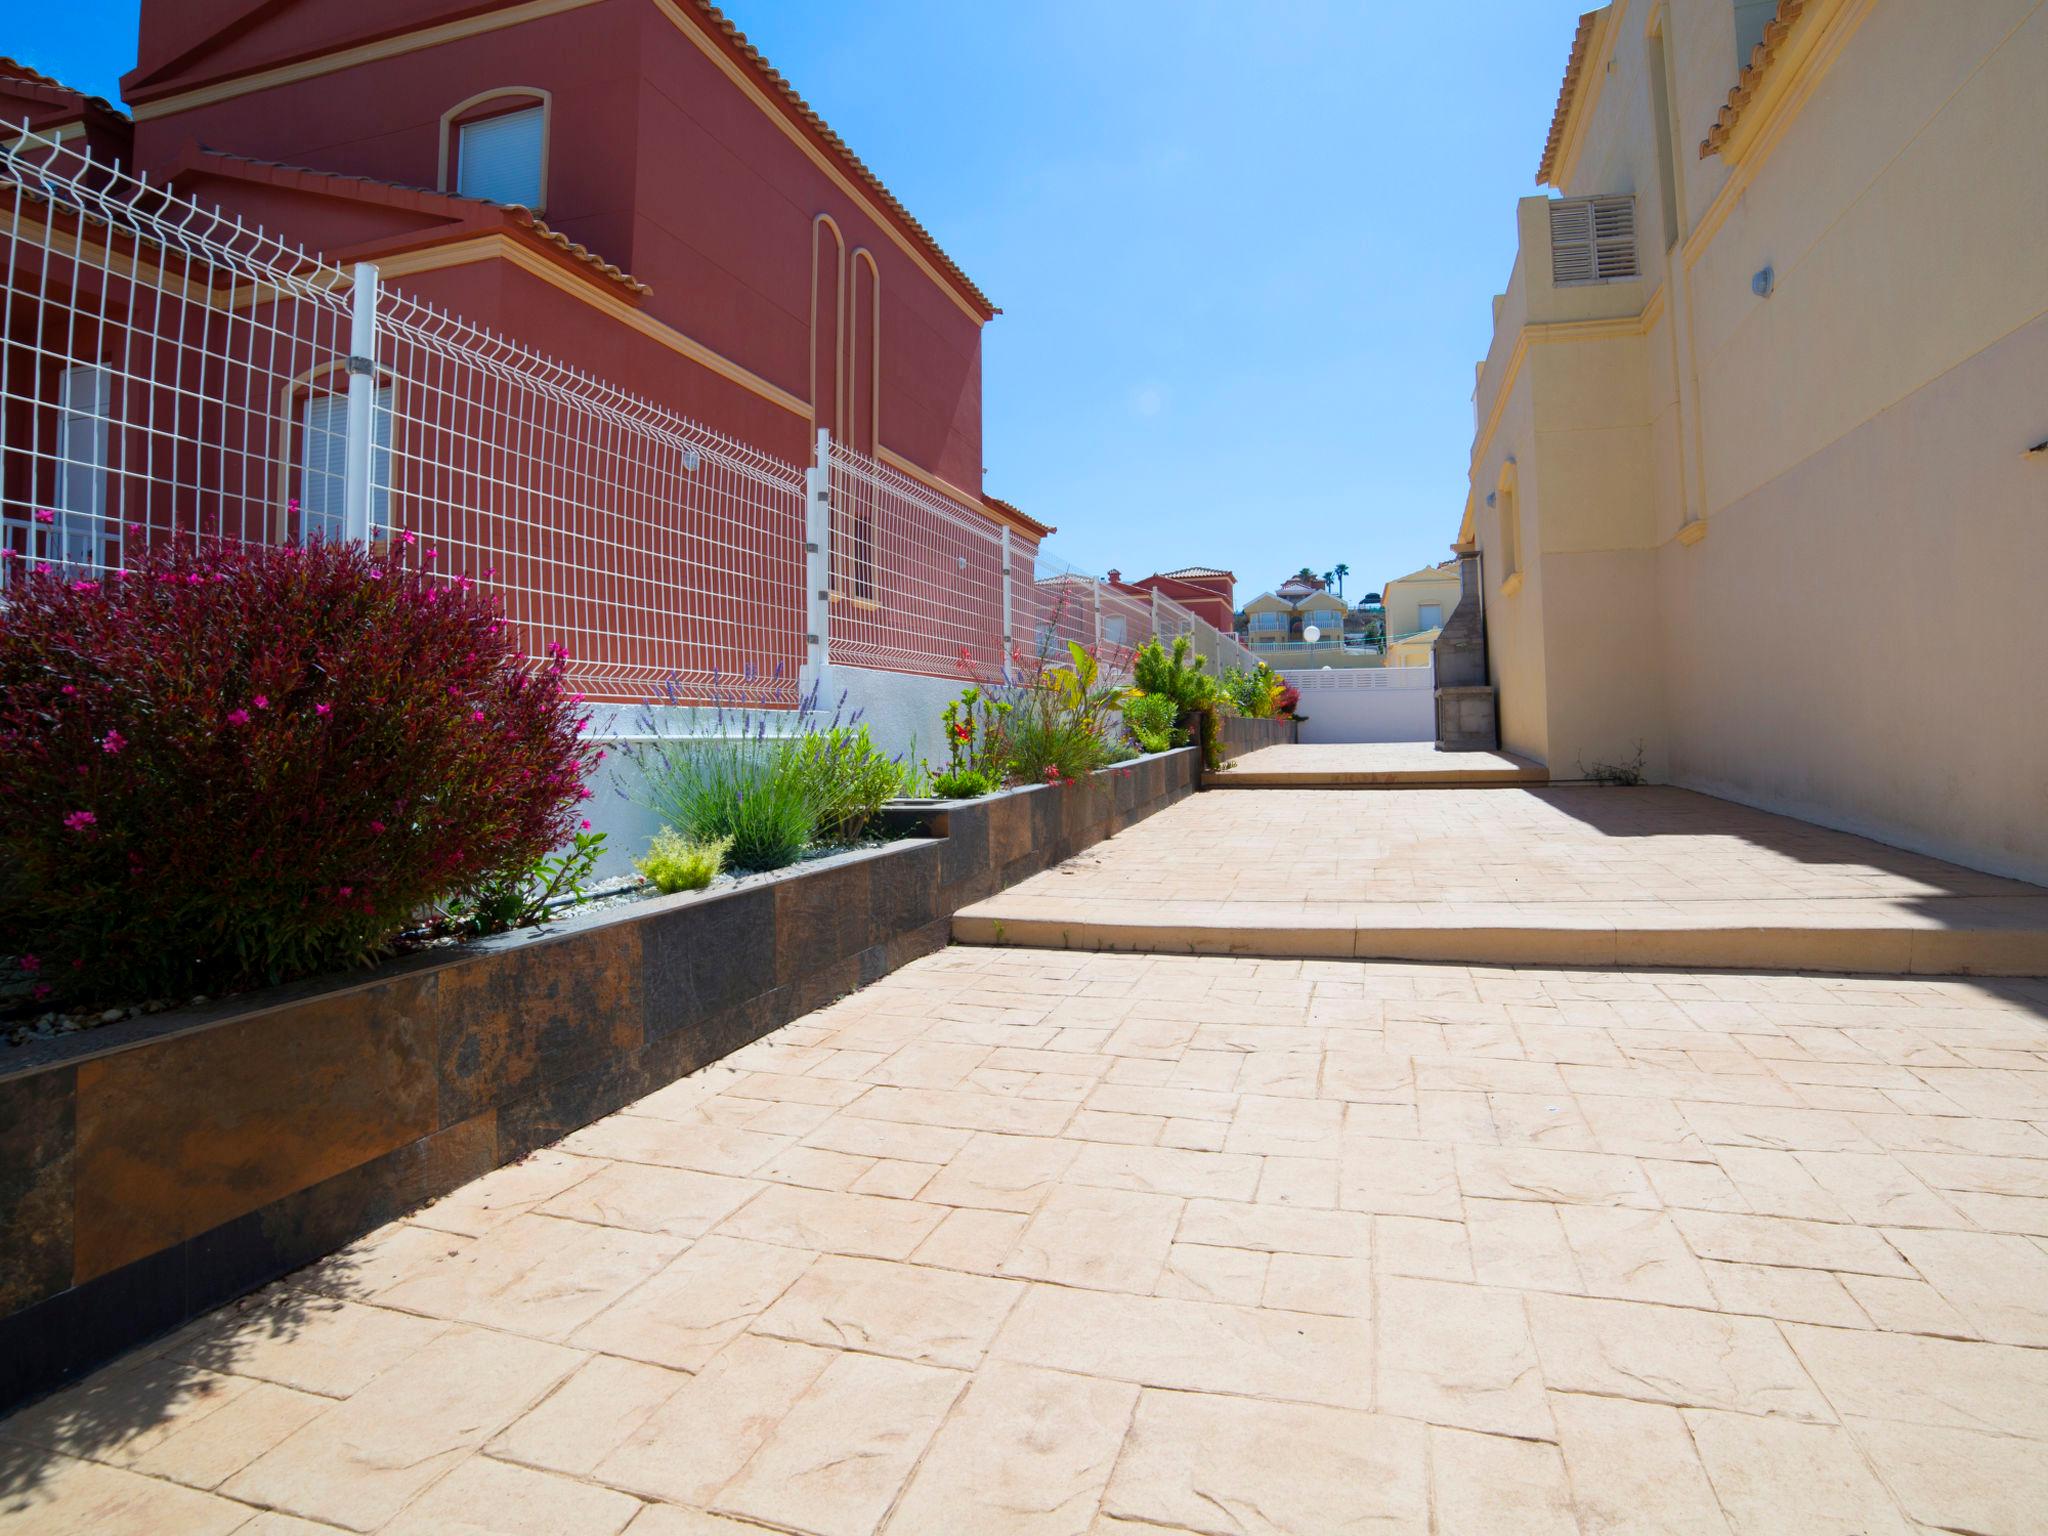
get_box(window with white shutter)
[54,364,111,568]
[1549,196,1639,285]
[297,386,393,543]
[457,106,545,209]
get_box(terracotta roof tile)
[1699,0,1807,158]
[1156,566,1235,581]
[179,148,651,295]
[686,2,995,319]
[981,494,1054,539]
[1536,11,1602,186]
[0,54,130,124]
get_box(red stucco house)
[1122,566,1236,633]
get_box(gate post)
[803,429,832,686]
[341,261,380,545]
[999,527,1014,655]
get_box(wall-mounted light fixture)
[1752,266,1775,298]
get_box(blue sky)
[12,0,1583,601]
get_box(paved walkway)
[957,786,2048,974]
[7,945,2048,1533]
[1218,741,1547,787]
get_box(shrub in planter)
[0,536,593,1005]
[1131,635,1226,770]
[636,830,728,893]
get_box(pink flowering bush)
[0,537,593,1005]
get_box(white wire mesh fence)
[4,118,1267,713]
[0,122,805,704]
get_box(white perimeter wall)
[1282,669,1436,745]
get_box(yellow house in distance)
[1452,0,2048,882]
[1381,560,1461,653]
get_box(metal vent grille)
[1550,195,1639,285]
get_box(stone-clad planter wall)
[0,747,1198,1408]
[1216,714,1298,760]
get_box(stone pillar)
[1433,551,1499,750]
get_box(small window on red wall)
[442,91,549,211]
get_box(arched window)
[439,89,551,211]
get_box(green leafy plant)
[639,736,816,872]
[1130,636,1226,769]
[1221,662,1283,719]
[454,829,608,937]
[786,723,909,843]
[1006,642,1119,785]
[635,829,728,893]
[930,766,996,798]
[940,684,1014,781]
[1120,691,1179,753]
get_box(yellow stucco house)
[1453,0,2048,882]
[1386,626,1443,669]
[1381,561,1461,651]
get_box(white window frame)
[1417,602,1445,630]
[294,383,394,544]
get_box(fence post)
[803,429,832,683]
[1091,578,1103,650]
[341,261,381,544]
[999,527,1013,654]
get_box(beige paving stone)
[1339,1137,1464,1217]
[713,1183,945,1259]
[234,1515,362,1535]
[1465,1197,1584,1292]
[1843,1416,2048,1536]
[1224,1094,1345,1158]
[1880,1226,2048,1344]
[757,1143,878,1190]
[382,1454,641,1536]
[1154,1241,1269,1305]
[222,1325,580,1531]
[1264,1252,1372,1316]
[127,1379,330,1490]
[488,1354,687,1477]
[915,1131,1079,1212]
[1526,1293,1831,1419]
[1377,1277,1550,1438]
[410,1149,603,1238]
[1065,1141,1262,1200]
[0,1454,256,1536]
[909,1206,1028,1273]
[846,1084,1076,1136]
[1558,1207,1716,1305]
[624,1507,786,1536]
[992,1284,1371,1408]
[752,1253,1022,1367]
[569,1235,813,1370]
[1835,1271,1980,1337]
[560,1114,795,1176]
[167,1294,448,1398]
[0,1358,257,1470]
[802,1114,974,1164]
[1102,1389,1427,1536]
[298,1218,473,1301]
[1455,1145,1657,1207]
[1428,1426,1578,1536]
[1177,1197,1373,1257]
[1001,1184,1181,1292]
[378,1213,684,1340]
[1781,1323,2048,1435]
[1640,1157,1750,1212]
[848,1158,937,1199]
[1671,1209,1911,1278]
[883,1362,1137,1536]
[713,1350,965,1536]
[1254,1155,1339,1208]
[1375,1215,1473,1281]
[1549,1392,1733,1536]
[538,1160,761,1237]
[1701,1260,1869,1327]
[1793,1150,1967,1226]
[1710,1146,1849,1220]
[1685,1411,1909,1535]
[593,1334,834,1507]
[1064,1108,1164,1144]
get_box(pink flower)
[423,547,438,562]
[369,819,386,833]
[288,497,300,513]
[252,695,269,710]
[398,529,417,546]
[60,685,76,696]
[471,709,486,723]
[33,508,55,524]
[0,550,15,561]
[17,954,39,974]
[70,579,98,592]
[127,522,143,534]
[337,886,353,898]
[483,567,497,579]
[314,702,332,716]
[100,730,127,755]
[32,983,51,1002]
[368,567,384,581]
[225,708,251,727]
[63,810,97,832]
[579,819,591,831]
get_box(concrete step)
[1212,744,1548,789]
[951,896,2048,976]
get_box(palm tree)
[1294,566,1317,582]
[1334,562,1349,597]
[1322,570,1335,590]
